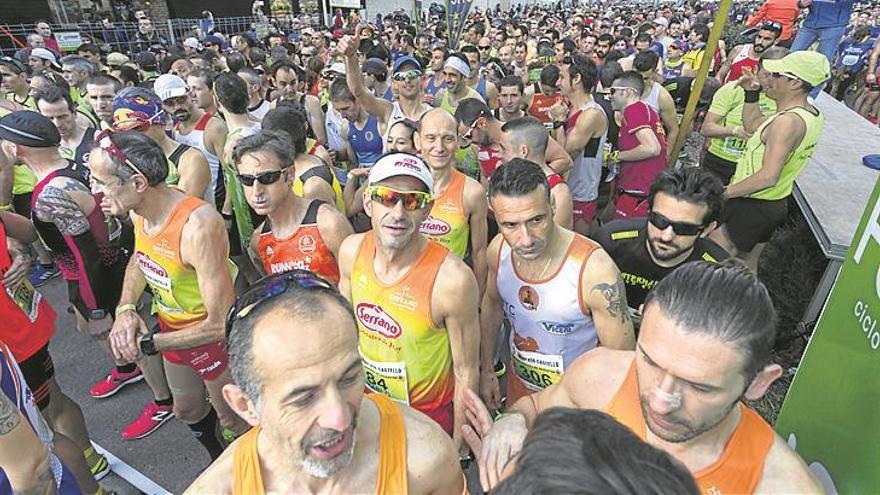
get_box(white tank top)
[173,112,221,206]
[496,234,599,392]
[567,101,607,203]
[642,82,662,112]
[383,102,431,149]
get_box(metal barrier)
[0,15,293,56]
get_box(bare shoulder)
[755,434,826,494]
[183,444,235,494]
[400,406,463,495]
[583,244,620,282]
[338,231,367,270]
[563,347,634,409]
[462,174,487,205]
[316,201,350,226]
[186,203,226,233]
[435,253,478,298]
[486,232,504,270]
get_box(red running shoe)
[122,402,175,440]
[89,367,144,398]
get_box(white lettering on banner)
[853,194,880,299]
[853,300,880,350]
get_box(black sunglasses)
[225,270,336,339]
[237,170,284,186]
[648,211,705,236]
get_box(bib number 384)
[360,355,410,405]
[511,347,563,392]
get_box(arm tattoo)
[34,182,90,237]
[592,276,631,324]
[0,392,22,435]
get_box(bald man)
[416,109,489,294]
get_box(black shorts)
[701,152,737,186]
[12,192,32,217]
[720,196,788,252]
[18,344,54,410]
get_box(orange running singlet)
[419,169,469,259]
[256,200,340,284]
[606,360,775,494]
[231,394,407,495]
[351,233,455,434]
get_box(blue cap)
[392,55,422,74]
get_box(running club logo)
[419,216,451,236]
[298,234,317,254]
[356,303,402,338]
[518,285,539,311]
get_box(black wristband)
[744,90,760,103]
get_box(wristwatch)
[139,334,158,356]
[553,120,565,129]
[89,309,107,320]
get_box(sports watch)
[139,334,158,356]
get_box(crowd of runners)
[0,0,864,492]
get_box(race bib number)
[722,136,746,156]
[511,346,563,392]
[360,354,410,405]
[7,280,41,323]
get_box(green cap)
[762,51,831,87]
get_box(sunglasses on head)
[237,169,284,187]
[648,211,704,236]
[225,270,335,339]
[461,110,485,142]
[322,72,338,80]
[366,185,433,210]
[95,130,148,180]
[392,69,423,81]
[609,86,633,95]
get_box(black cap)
[363,58,388,77]
[135,51,158,69]
[0,111,61,148]
[0,55,27,74]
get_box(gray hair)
[232,130,295,171]
[90,130,168,186]
[60,55,96,75]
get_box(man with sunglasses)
[185,271,464,494]
[710,51,828,261]
[608,71,667,220]
[478,158,634,412]
[0,57,36,111]
[338,152,480,453]
[716,22,783,84]
[111,87,211,201]
[548,54,607,234]
[89,130,248,460]
[339,27,432,146]
[595,167,729,317]
[233,131,351,283]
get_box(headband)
[444,57,471,78]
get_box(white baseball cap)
[29,48,60,69]
[328,62,347,74]
[153,74,189,101]
[368,153,434,194]
[183,37,203,50]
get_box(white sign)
[55,31,83,52]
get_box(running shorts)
[720,196,788,252]
[157,320,229,381]
[18,344,54,410]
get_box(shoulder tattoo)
[34,182,91,237]
[592,275,631,324]
[0,393,21,435]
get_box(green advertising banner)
[775,176,880,494]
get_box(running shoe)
[121,402,174,440]
[89,367,144,398]
[85,451,111,481]
[28,262,60,287]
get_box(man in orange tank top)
[337,153,480,455]
[463,261,824,494]
[415,109,488,293]
[89,131,249,460]
[232,131,352,283]
[185,271,464,494]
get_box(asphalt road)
[41,276,486,495]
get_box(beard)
[639,393,737,443]
[297,414,358,479]
[171,108,192,123]
[647,236,691,261]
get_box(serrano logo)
[420,216,451,236]
[136,252,168,279]
[356,303,402,338]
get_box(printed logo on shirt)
[518,285,540,311]
[153,238,176,259]
[539,321,576,335]
[136,251,172,291]
[298,234,317,254]
[420,216,451,236]
[356,303,402,338]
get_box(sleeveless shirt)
[257,200,340,284]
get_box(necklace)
[517,252,555,280]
